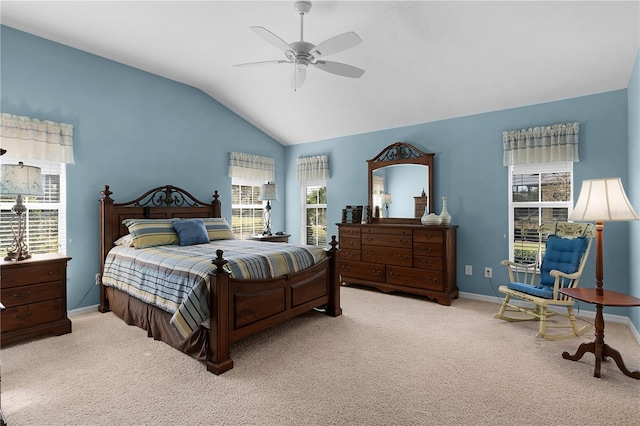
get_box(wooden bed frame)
[98,184,341,374]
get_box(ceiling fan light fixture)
[235,0,364,89]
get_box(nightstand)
[0,253,72,346]
[246,234,290,243]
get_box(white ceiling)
[2,1,639,146]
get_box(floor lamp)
[0,161,43,261]
[258,182,279,235]
[569,177,640,295]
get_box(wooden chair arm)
[549,269,581,280]
[500,260,536,269]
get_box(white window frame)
[0,157,66,255]
[508,161,573,264]
[231,177,265,239]
[300,180,327,247]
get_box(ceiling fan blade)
[314,61,365,78]
[291,66,307,90]
[250,26,294,52]
[233,60,290,68]
[310,31,362,58]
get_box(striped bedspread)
[101,240,327,339]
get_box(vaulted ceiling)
[2,1,639,145]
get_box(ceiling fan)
[234,0,365,90]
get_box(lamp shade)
[258,182,279,201]
[0,162,43,196]
[569,178,639,222]
[383,193,392,204]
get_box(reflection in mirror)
[367,142,434,223]
[372,165,429,218]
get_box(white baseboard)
[68,304,100,317]
[460,291,640,346]
[68,295,640,346]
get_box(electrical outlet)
[95,273,101,286]
[465,265,472,275]
[484,267,492,279]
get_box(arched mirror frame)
[367,142,434,224]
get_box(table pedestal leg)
[562,303,640,379]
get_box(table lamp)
[0,161,44,260]
[383,193,392,218]
[258,182,279,235]
[569,178,639,296]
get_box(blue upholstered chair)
[493,222,595,340]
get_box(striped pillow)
[202,218,236,241]
[122,219,180,249]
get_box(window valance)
[297,155,329,182]
[0,113,75,164]
[503,122,579,167]
[228,152,274,181]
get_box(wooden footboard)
[207,239,341,375]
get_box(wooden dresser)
[338,223,458,305]
[0,253,72,346]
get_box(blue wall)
[2,26,638,328]
[628,47,640,329]
[286,90,634,318]
[0,26,286,310]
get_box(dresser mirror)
[367,142,434,223]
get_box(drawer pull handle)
[48,271,54,275]
[345,252,353,258]
[390,272,399,278]
[364,251,374,258]
[13,311,32,321]
[427,277,439,283]
[398,255,408,260]
[422,260,433,266]
[373,270,381,276]
[401,239,408,245]
[366,236,373,241]
[426,248,433,253]
[12,291,32,299]
[342,265,351,271]
[426,234,432,240]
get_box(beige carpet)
[1,286,639,425]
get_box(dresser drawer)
[340,249,361,262]
[362,233,412,248]
[340,237,361,250]
[340,260,385,283]
[414,242,444,257]
[387,266,444,291]
[1,299,65,332]
[1,261,65,288]
[362,246,412,267]
[362,226,412,236]
[339,226,361,238]
[414,256,444,271]
[414,229,444,244]
[1,281,64,308]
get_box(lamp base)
[5,250,31,261]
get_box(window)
[302,182,327,247]
[231,178,264,239]
[508,162,573,264]
[0,158,66,255]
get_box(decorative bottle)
[439,196,451,226]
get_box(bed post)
[207,249,233,375]
[325,235,342,317]
[98,185,114,313]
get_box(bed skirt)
[106,287,209,361]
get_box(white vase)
[421,207,441,225]
[439,196,451,226]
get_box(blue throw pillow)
[172,219,209,246]
[539,235,588,286]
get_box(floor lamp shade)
[0,162,44,260]
[569,178,639,222]
[569,178,639,296]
